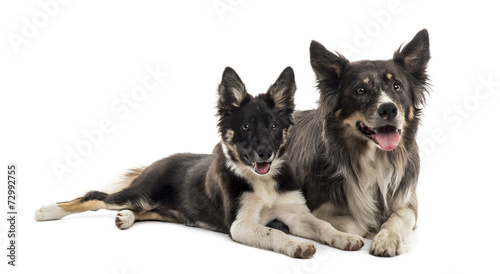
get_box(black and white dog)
[35,67,363,258]
[286,30,430,256]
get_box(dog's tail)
[34,167,146,222]
[101,167,145,195]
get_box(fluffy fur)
[35,67,364,258]
[286,29,431,256]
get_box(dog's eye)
[271,123,277,131]
[393,83,402,91]
[242,123,251,131]
[356,88,366,95]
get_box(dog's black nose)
[378,103,398,120]
[257,148,273,161]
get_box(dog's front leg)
[284,212,365,251]
[369,207,415,257]
[274,192,364,251]
[231,192,315,258]
[230,220,316,258]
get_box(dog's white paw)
[115,210,135,230]
[370,229,403,257]
[287,242,316,258]
[328,231,365,251]
[35,203,69,221]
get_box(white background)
[1,1,499,273]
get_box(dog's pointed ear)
[393,29,430,81]
[267,67,296,117]
[310,41,349,118]
[310,40,349,88]
[217,67,250,117]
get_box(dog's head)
[311,29,430,151]
[217,67,295,176]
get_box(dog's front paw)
[115,210,135,230]
[288,242,316,258]
[329,232,364,251]
[369,229,403,257]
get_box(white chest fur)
[346,142,395,230]
[223,152,307,225]
[358,142,394,204]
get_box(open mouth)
[357,122,401,151]
[253,162,271,175]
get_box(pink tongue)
[372,127,400,151]
[254,162,270,174]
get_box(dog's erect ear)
[311,41,349,118]
[267,67,296,117]
[217,67,250,117]
[393,29,430,107]
[310,40,349,88]
[393,29,430,81]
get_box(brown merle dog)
[286,29,430,256]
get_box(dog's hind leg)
[115,210,181,230]
[114,210,136,229]
[317,215,368,237]
[35,168,148,222]
[311,202,368,237]
[35,185,157,222]
[34,190,133,221]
